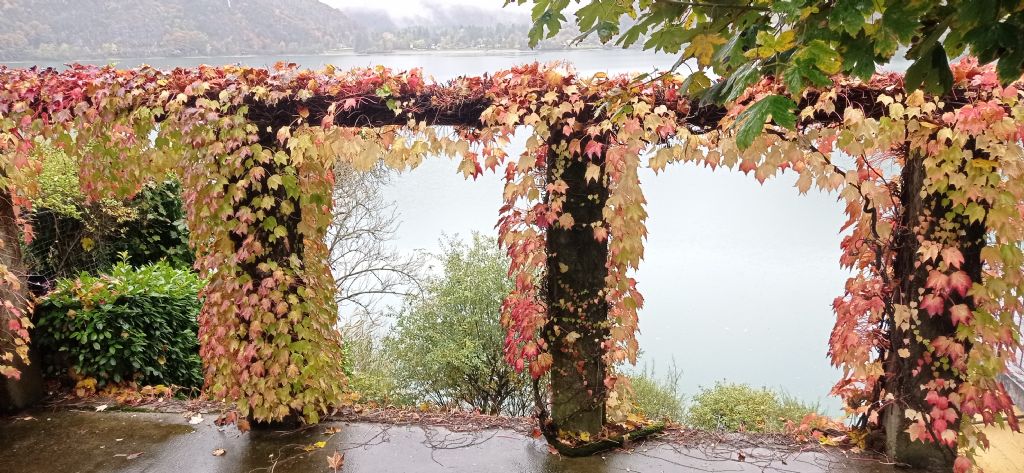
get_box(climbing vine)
[1,59,1021,468]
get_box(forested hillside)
[0,0,352,60]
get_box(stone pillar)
[883,151,982,468]
[0,188,43,412]
[544,130,609,436]
[192,135,346,426]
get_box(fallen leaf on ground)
[95,404,108,412]
[189,414,204,425]
[303,440,328,451]
[323,426,341,435]
[212,448,226,457]
[327,451,345,472]
[126,452,143,460]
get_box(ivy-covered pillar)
[882,150,984,468]
[0,187,43,410]
[189,127,346,426]
[543,129,609,437]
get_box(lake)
[5,49,849,412]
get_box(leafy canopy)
[513,0,1024,145]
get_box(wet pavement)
[0,410,924,473]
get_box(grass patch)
[627,361,685,423]
[685,381,820,433]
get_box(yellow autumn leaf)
[585,163,602,183]
[683,33,727,67]
[745,30,796,59]
[303,441,328,451]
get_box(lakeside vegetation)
[0,0,353,61]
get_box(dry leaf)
[303,440,327,452]
[212,448,226,457]
[95,404,108,412]
[323,426,341,435]
[126,452,143,460]
[327,451,345,472]
[188,414,204,425]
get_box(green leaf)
[904,42,953,94]
[734,95,797,150]
[575,0,626,34]
[679,71,711,95]
[528,0,570,47]
[840,36,877,80]
[795,40,842,76]
[829,0,871,36]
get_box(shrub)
[33,260,204,389]
[685,382,820,433]
[342,334,413,407]
[628,362,685,422]
[385,234,533,415]
[25,145,192,279]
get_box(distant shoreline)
[0,46,620,66]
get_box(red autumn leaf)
[949,271,971,297]
[583,140,603,159]
[926,271,950,293]
[926,390,949,410]
[954,456,972,473]
[739,158,757,174]
[950,304,972,325]
[941,247,965,268]
[920,294,945,317]
[327,451,345,472]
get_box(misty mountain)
[0,0,614,61]
[344,2,530,31]
[0,0,352,60]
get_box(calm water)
[5,49,848,411]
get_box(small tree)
[328,163,422,326]
[387,234,533,416]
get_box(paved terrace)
[0,409,938,473]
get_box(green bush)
[26,145,192,279]
[342,334,413,407]
[628,362,685,422]
[33,260,204,389]
[685,382,820,433]
[385,234,533,415]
